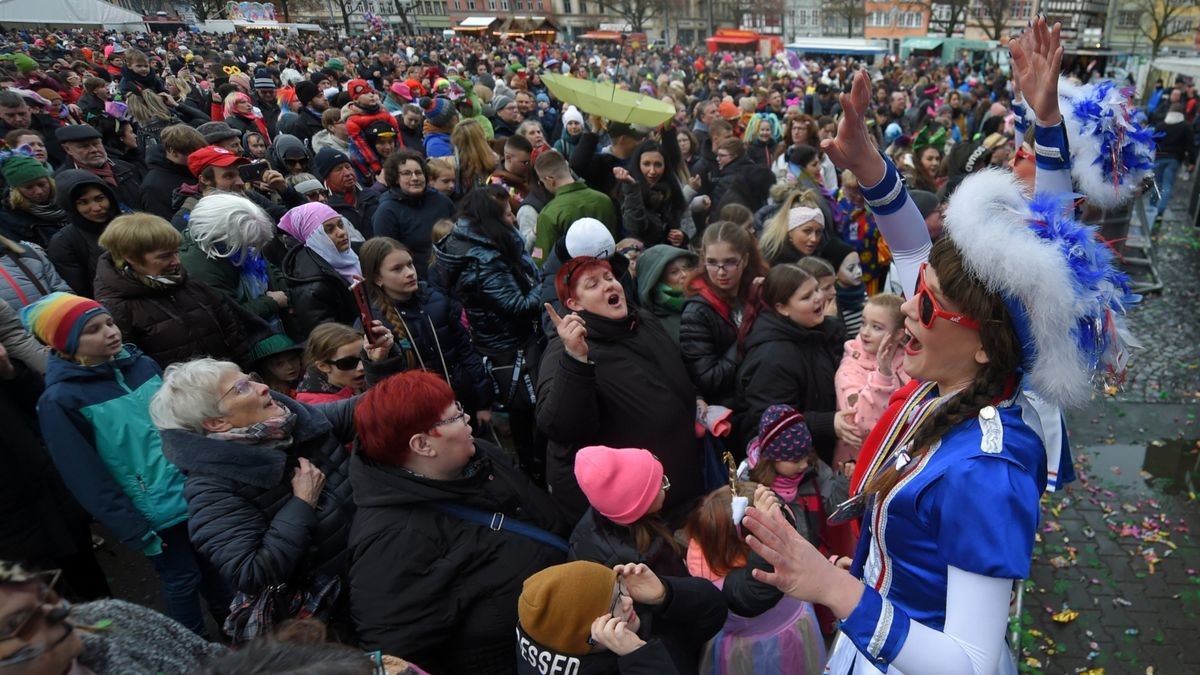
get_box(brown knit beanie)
[518,561,618,656]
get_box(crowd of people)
[0,17,1168,675]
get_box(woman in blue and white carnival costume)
[740,19,1139,675]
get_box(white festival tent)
[0,0,146,27]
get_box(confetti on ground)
[1052,609,1079,624]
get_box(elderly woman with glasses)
[0,561,225,674]
[348,369,568,674]
[149,350,388,635]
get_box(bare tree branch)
[968,0,1011,41]
[588,0,661,31]
[821,0,865,38]
[1131,0,1195,58]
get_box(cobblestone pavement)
[1021,182,1200,674]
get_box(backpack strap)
[426,501,567,553]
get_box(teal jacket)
[37,347,187,550]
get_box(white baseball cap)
[564,218,615,259]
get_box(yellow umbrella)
[542,73,676,127]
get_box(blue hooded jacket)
[37,346,187,550]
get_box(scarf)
[24,200,68,224]
[207,409,297,449]
[120,263,181,290]
[298,367,346,396]
[119,64,162,94]
[773,469,818,503]
[278,202,362,282]
[654,283,685,313]
[79,161,117,188]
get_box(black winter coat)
[54,158,144,213]
[535,309,702,522]
[371,187,456,278]
[361,282,493,413]
[160,393,358,595]
[0,194,68,249]
[736,312,845,463]
[327,187,380,240]
[92,253,248,368]
[432,222,541,355]
[514,575,726,675]
[280,245,358,337]
[679,291,741,409]
[348,442,569,675]
[139,144,195,221]
[47,171,120,298]
[568,508,689,578]
[0,113,64,167]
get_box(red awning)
[581,31,623,41]
[706,35,758,45]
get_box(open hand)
[834,409,864,448]
[743,506,863,616]
[821,68,885,186]
[1009,16,1063,124]
[875,333,898,377]
[545,303,589,362]
[613,563,667,606]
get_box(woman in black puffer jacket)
[93,214,248,369]
[152,357,374,638]
[358,237,493,419]
[735,264,846,463]
[432,186,543,479]
[46,170,122,298]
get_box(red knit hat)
[574,446,664,525]
[347,79,373,99]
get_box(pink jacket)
[833,337,909,465]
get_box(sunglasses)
[916,262,980,331]
[1014,146,1035,164]
[326,355,362,371]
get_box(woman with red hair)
[348,370,568,674]
[537,256,705,524]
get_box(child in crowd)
[685,484,826,674]
[615,238,644,276]
[823,237,867,336]
[296,322,366,404]
[344,79,401,179]
[426,157,457,198]
[833,293,909,466]
[248,333,304,396]
[796,256,837,318]
[569,446,687,578]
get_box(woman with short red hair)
[537,256,705,524]
[347,370,569,674]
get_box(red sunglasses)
[1014,146,1035,164]
[916,262,980,331]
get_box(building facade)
[864,0,931,52]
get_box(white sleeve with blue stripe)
[1033,120,1074,196]
[838,567,1015,674]
[859,157,932,300]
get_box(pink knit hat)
[574,446,664,525]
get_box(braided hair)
[864,237,1022,498]
[358,237,418,370]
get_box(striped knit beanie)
[20,292,110,355]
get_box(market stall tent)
[0,0,146,26]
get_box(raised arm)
[823,69,931,298]
[1011,17,1073,196]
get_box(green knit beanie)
[1,53,39,74]
[327,58,345,72]
[0,155,52,188]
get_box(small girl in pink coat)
[833,293,909,466]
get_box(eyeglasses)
[0,569,64,651]
[704,258,743,273]
[915,262,980,331]
[587,582,630,647]
[432,401,467,428]
[326,355,362,371]
[1014,146,1035,164]
[219,372,263,403]
[397,170,424,178]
